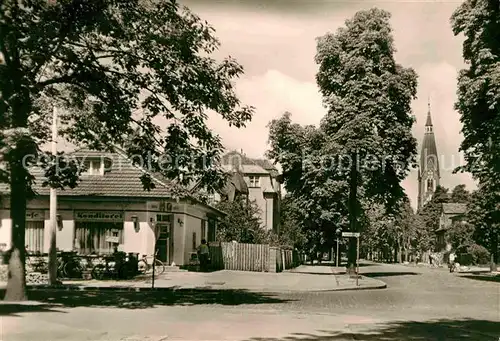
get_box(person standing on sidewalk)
[197,239,210,272]
[449,251,456,272]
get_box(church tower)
[417,101,440,211]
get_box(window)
[249,176,260,187]
[75,222,123,255]
[201,220,206,240]
[82,160,102,176]
[192,232,197,251]
[25,221,44,254]
[427,178,434,191]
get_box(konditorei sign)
[74,211,124,222]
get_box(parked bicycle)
[137,251,165,276]
[91,252,138,280]
[26,252,48,273]
[58,251,84,279]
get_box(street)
[1,262,499,340]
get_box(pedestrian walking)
[197,239,210,272]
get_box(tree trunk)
[347,153,358,275]
[3,21,32,301]
[4,161,28,301]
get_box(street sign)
[342,232,360,238]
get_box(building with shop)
[0,149,224,266]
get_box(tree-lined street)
[1,262,498,341]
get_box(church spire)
[425,98,433,127]
[418,96,440,210]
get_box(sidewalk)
[402,262,495,274]
[0,268,386,293]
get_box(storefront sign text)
[75,211,124,222]
[26,210,45,221]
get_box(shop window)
[25,221,44,254]
[75,222,123,255]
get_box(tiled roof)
[442,203,467,215]
[0,149,185,198]
[222,150,278,176]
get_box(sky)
[180,0,477,209]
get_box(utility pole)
[48,106,58,285]
[335,227,342,268]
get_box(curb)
[1,282,388,294]
[286,271,336,276]
[248,283,387,294]
[7,285,205,293]
[13,281,388,293]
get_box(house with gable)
[436,203,468,252]
[218,150,282,233]
[0,148,224,267]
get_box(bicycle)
[58,251,84,279]
[91,252,138,280]
[137,251,165,276]
[26,252,48,273]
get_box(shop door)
[155,222,171,264]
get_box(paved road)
[1,262,498,340]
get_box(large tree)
[314,8,418,272]
[0,0,253,300]
[267,113,349,263]
[363,195,415,263]
[466,184,499,265]
[451,0,499,268]
[278,194,306,250]
[450,184,471,203]
[215,198,272,244]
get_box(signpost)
[335,228,343,267]
[152,223,161,289]
[341,232,360,238]
[342,231,361,286]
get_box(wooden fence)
[209,242,300,273]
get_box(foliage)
[1,0,253,191]
[0,0,253,300]
[451,0,499,263]
[451,0,500,184]
[466,184,500,259]
[267,8,418,266]
[267,113,348,257]
[466,244,491,265]
[450,184,471,203]
[412,213,433,253]
[448,220,475,250]
[215,198,272,244]
[415,185,450,251]
[277,195,307,250]
[417,185,450,230]
[363,194,416,261]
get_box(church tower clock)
[417,101,440,211]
